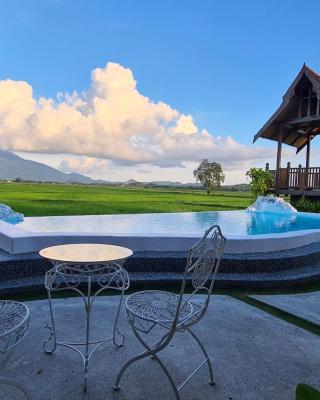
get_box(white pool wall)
[1,220,320,255]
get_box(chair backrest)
[172,225,226,329]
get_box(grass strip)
[232,294,320,336]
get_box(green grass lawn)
[0,182,253,217]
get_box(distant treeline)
[1,178,249,192]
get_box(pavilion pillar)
[306,135,311,169]
[305,135,311,188]
[276,126,283,190]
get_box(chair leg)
[0,377,31,400]
[151,353,181,400]
[113,349,151,390]
[114,328,181,400]
[186,327,215,385]
[114,346,181,400]
[134,330,180,398]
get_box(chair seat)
[0,301,29,354]
[126,290,193,324]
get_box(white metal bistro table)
[40,243,132,391]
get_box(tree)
[193,159,225,195]
[246,168,274,198]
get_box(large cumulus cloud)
[0,62,268,168]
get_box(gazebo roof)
[253,64,320,153]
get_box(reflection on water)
[16,210,320,236]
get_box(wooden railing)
[268,164,320,190]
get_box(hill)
[0,150,95,184]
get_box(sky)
[1,0,320,184]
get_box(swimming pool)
[1,210,320,254]
[16,210,320,236]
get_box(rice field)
[0,182,253,216]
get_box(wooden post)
[298,164,302,188]
[305,135,311,188]
[286,162,291,188]
[276,126,283,190]
[306,135,311,169]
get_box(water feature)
[246,196,297,213]
[0,204,24,224]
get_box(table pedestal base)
[44,264,129,392]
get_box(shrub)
[295,197,320,213]
[246,168,274,198]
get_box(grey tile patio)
[2,295,320,399]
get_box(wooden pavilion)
[253,64,320,199]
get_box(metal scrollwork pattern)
[0,300,30,399]
[187,225,225,290]
[126,291,193,328]
[45,262,130,294]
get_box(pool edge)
[1,218,320,254]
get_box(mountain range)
[0,150,203,188]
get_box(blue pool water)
[14,210,320,236]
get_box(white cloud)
[0,62,270,169]
[59,156,110,174]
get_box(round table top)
[39,243,133,264]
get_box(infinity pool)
[15,210,320,237]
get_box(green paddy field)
[0,182,252,217]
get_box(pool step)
[1,265,320,297]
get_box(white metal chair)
[114,225,226,399]
[0,300,31,399]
